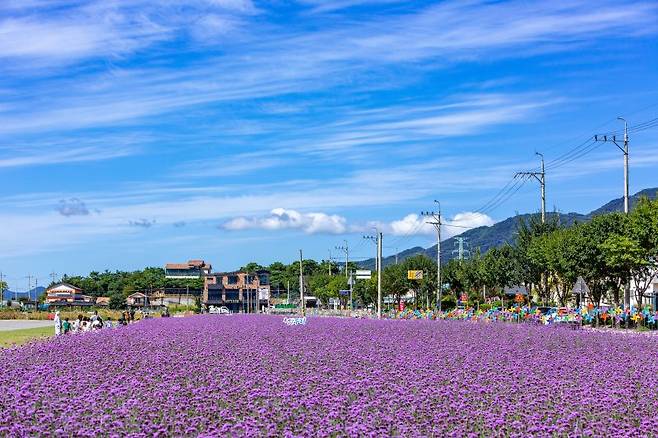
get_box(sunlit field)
[2,315,657,436]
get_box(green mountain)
[359,187,658,269]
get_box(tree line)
[441,196,658,308]
[52,196,658,310]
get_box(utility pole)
[0,271,4,302]
[50,272,58,286]
[516,152,546,223]
[245,271,250,314]
[422,200,442,312]
[377,231,383,319]
[299,250,305,316]
[25,274,33,301]
[594,118,630,214]
[335,241,349,279]
[395,248,399,265]
[364,231,383,317]
[327,250,333,276]
[595,117,631,317]
[363,234,378,271]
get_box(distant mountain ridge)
[359,187,658,269]
[2,287,45,301]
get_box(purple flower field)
[2,315,658,437]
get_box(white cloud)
[444,212,495,238]
[221,209,494,238]
[382,211,495,238]
[222,208,348,234]
[387,214,435,236]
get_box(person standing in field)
[71,315,81,333]
[54,311,62,336]
[62,318,71,334]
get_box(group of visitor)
[53,307,166,335]
[53,310,114,336]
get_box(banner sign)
[407,270,423,280]
[258,287,270,300]
[283,317,307,326]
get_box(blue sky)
[1,0,658,290]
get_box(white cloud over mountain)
[221,209,495,238]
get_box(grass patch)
[0,326,53,348]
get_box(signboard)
[258,287,270,300]
[407,270,423,280]
[571,277,590,296]
[339,289,350,296]
[355,270,372,280]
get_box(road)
[0,320,52,331]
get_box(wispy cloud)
[2,1,654,136]
[222,208,348,234]
[0,145,136,168]
[55,198,90,217]
[0,0,256,65]
[129,218,156,228]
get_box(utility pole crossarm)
[335,241,349,279]
[515,171,542,184]
[594,117,630,215]
[516,152,546,223]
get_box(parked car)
[209,306,231,315]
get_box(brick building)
[204,270,270,313]
[165,260,212,278]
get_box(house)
[204,270,270,313]
[45,283,94,307]
[149,287,202,307]
[95,297,110,307]
[126,292,149,307]
[165,260,212,279]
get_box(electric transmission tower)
[452,237,471,261]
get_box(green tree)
[109,293,126,310]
